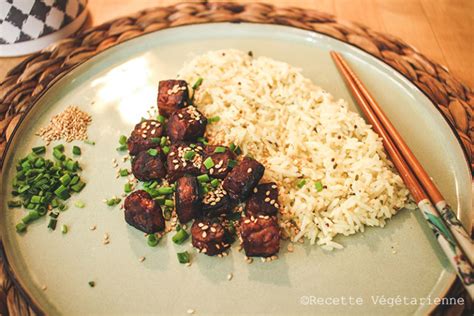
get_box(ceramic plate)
[0,23,471,315]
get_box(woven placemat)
[0,2,471,315]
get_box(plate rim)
[0,21,467,315]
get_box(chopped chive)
[53,144,64,152]
[88,281,95,287]
[162,146,170,155]
[157,115,165,124]
[203,157,214,169]
[157,187,174,195]
[210,179,220,188]
[192,77,203,90]
[74,200,85,208]
[47,218,57,230]
[197,137,208,145]
[164,199,174,207]
[119,169,129,177]
[8,200,22,208]
[296,179,306,189]
[16,222,27,233]
[214,146,226,153]
[183,150,195,161]
[197,174,210,183]
[118,135,127,145]
[208,116,220,123]
[32,146,46,155]
[177,251,190,264]
[72,146,81,156]
[147,234,160,247]
[172,228,189,244]
[49,211,59,219]
[116,144,128,152]
[147,148,158,156]
[124,183,132,193]
[228,159,237,168]
[84,140,95,145]
[61,224,68,234]
[314,181,323,192]
[30,195,44,204]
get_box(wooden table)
[1,0,473,89]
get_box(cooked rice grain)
[178,49,411,249]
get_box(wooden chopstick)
[332,52,474,266]
[330,51,474,298]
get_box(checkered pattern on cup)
[0,0,87,44]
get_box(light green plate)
[0,23,471,315]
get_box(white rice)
[178,49,411,250]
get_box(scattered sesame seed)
[247,168,252,173]
[41,285,47,291]
[89,225,97,231]
[139,256,146,262]
[187,309,195,314]
[227,273,233,281]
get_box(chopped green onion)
[228,159,237,168]
[147,234,160,247]
[151,137,160,143]
[203,157,214,169]
[314,181,323,192]
[74,200,85,208]
[84,140,95,145]
[192,77,203,90]
[296,179,306,189]
[53,148,65,161]
[210,179,220,188]
[88,281,95,287]
[119,169,129,177]
[22,210,40,224]
[163,208,172,220]
[60,174,71,185]
[116,144,128,152]
[72,146,81,155]
[32,146,46,155]
[147,148,158,156]
[208,116,220,123]
[30,195,44,204]
[164,199,174,207]
[158,136,166,147]
[124,183,132,193]
[197,174,210,183]
[157,187,174,195]
[214,146,226,153]
[8,200,22,208]
[47,218,57,230]
[54,185,71,200]
[197,137,208,145]
[162,146,170,155]
[172,228,189,244]
[183,150,195,161]
[106,197,121,206]
[119,135,127,145]
[53,144,64,152]
[61,224,68,234]
[177,251,190,264]
[157,115,165,124]
[16,222,27,233]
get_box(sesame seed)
[210,227,216,233]
[266,191,270,196]
[244,219,250,224]
[187,309,195,314]
[247,168,252,173]
[139,256,146,262]
[41,285,47,291]
[202,231,207,238]
[198,223,204,227]
[227,273,233,281]
[202,225,209,230]
[103,240,110,245]
[287,244,294,252]
[89,225,96,231]
[253,188,258,193]
[264,197,270,202]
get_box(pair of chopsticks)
[330,51,474,298]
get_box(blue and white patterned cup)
[0,0,88,56]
